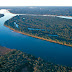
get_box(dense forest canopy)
[0,48,72,72]
[4,15,72,46]
[9,7,72,16]
[0,6,72,16]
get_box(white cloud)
[0,0,72,6]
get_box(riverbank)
[4,25,72,47]
[0,46,13,55]
[0,47,72,72]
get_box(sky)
[0,0,72,6]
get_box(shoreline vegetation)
[4,15,72,47]
[8,7,72,16]
[0,46,72,72]
[0,9,72,47]
[5,9,72,18]
[8,9,72,18]
[1,8,72,17]
[5,25,72,47]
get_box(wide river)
[0,9,72,67]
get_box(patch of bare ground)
[0,46,13,55]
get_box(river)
[0,9,72,67]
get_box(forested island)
[4,15,72,47]
[0,46,72,72]
[0,14,4,18]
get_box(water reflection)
[14,22,18,28]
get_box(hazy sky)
[0,0,72,6]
